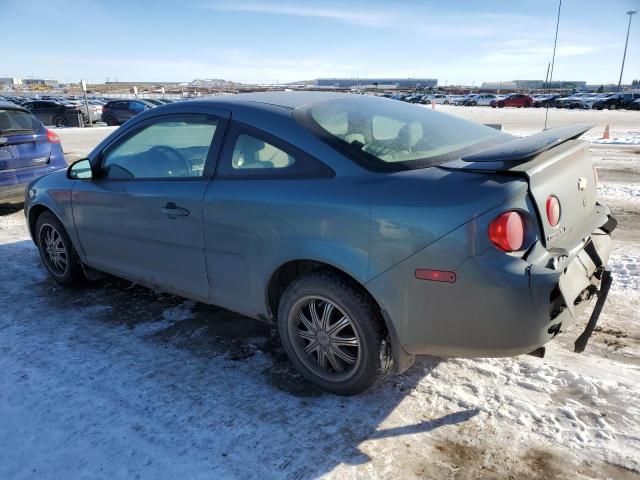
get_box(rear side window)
[231,135,295,169]
[0,109,38,135]
[217,122,333,179]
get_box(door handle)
[161,202,190,217]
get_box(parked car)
[100,99,155,126]
[626,98,640,110]
[424,94,452,105]
[532,94,560,108]
[466,94,502,106]
[554,92,588,109]
[63,100,103,123]
[592,93,640,110]
[22,100,87,127]
[0,101,67,203]
[141,98,165,106]
[575,93,607,109]
[490,94,533,108]
[454,94,476,105]
[24,92,614,395]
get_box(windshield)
[294,96,508,171]
[0,109,39,135]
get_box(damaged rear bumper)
[531,216,616,353]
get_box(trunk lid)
[0,107,52,171]
[0,132,52,171]
[440,125,599,249]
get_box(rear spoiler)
[461,124,593,163]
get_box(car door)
[71,110,229,301]
[202,122,335,317]
[40,101,60,125]
[127,101,147,121]
[24,102,45,124]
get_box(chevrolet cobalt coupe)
[24,93,614,395]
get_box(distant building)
[0,77,22,86]
[481,81,517,90]
[23,79,47,85]
[482,80,587,91]
[313,78,438,89]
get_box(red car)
[491,94,533,108]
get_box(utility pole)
[618,10,637,92]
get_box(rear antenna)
[545,0,562,130]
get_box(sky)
[1,0,638,85]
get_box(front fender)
[25,171,80,254]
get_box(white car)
[466,94,503,106]
[579,93,610,109]
[427,94,452,105]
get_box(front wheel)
[277,271,392,395]
[36,212,86,286]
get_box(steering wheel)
[143,145,191,177]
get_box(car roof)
[187,91,353,110]
[0,100,29,112]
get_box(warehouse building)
[314,78,438,89]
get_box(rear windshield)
[0,109,39,135]
[294,96,508,171]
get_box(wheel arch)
[28,203,52,243]
[266,259,415,373]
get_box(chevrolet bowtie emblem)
[578,177,587,191]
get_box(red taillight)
[488,211,525,252]
[46,129,60,143]
[545,195,560,227]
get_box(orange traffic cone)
[602,124,610,139]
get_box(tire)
[498,103,505,108]
[444,100,449,104]
[36,212,86,286]
[608,104,616,110]
[470,101,477,106]
[277,271,393,395]
[104,116,119,126]
[53,116,68,128]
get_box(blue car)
[0,101,67,203]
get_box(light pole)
[618,10,637,92]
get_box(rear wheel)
[277,271,392,395]
[608,104,616,110]
[104,116,119,126]
[36,212,86,286]
[53,115,68,128]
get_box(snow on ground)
[609,253,640,292]
[598,183,640,203]
[1,113,639,480]
[592,131,640,146]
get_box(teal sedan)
[24,92,614,394]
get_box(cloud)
[200,2,398,27]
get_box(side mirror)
[67,158,93,180]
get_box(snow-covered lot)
[1,109,639,479]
